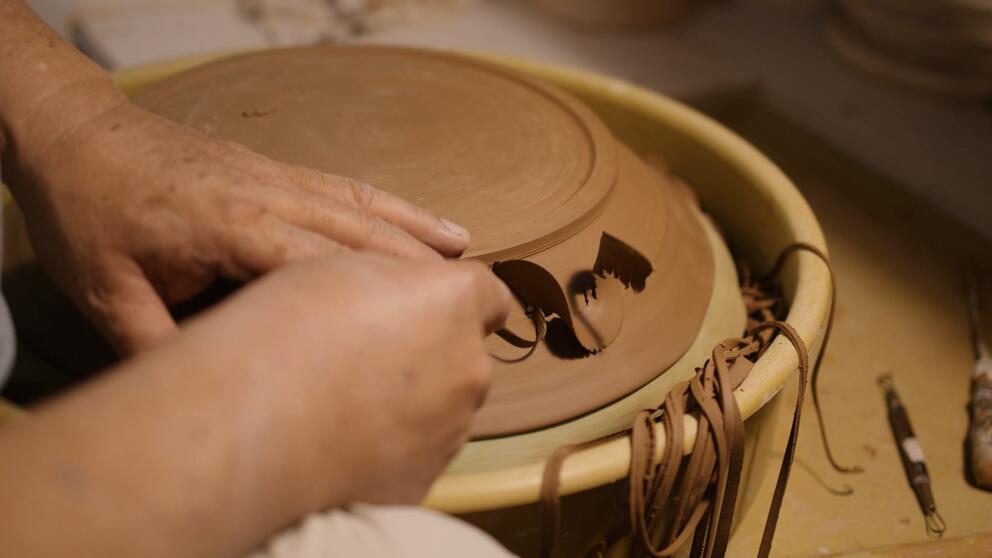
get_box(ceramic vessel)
[2,48,832,557]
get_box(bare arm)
[0,254,510,558]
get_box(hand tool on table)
[967,270,992,489]
[877,373,946,537]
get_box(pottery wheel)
[134,46,718,438]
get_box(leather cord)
[760,242,863,475]
[538,243,853,558]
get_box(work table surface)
[720,103,992,557]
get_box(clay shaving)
[492,232,654,358]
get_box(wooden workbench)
[720,104,992,557]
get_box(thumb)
[84,267,179,355]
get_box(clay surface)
[133,46,716,436]
[492,232,653,357]
[134,46,615,261]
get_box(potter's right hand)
[0,252,512,557]
[163,252,512,505]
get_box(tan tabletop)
[721,104,992,557]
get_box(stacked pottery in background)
[828,0,992,98]
[531,0,698,28]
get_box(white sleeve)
[247,504,516,558]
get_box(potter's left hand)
[2,4,471,353]
[3,94,471,354]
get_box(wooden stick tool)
[877,374,946,537]
[967,271,992,489]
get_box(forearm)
[0,331,353,558]
[0,0,125,182]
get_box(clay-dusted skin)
[133,46,715,437]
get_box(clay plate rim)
[132,45,620,262]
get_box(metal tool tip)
[925,508,946,538]
[876,372,894,390]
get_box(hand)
[5,100,471,354]
[0,253,511,557]
[152,252,512,505]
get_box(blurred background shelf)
[30,0,992,242]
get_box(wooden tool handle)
[970,358,992,488]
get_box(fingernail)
[440,218,470,240]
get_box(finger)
[452,261,513,335]
[252,187,442,261]
[219,217,345,279]
[288,168,471,257]
[85,265,179,355]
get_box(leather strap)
[759,242,863,475]
[750,321,808,558]
[537,243,855,558]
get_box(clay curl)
[492,232,654,360]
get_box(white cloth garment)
[247,504,516,558]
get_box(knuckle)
[356,212,390,242]
[450,261,488,292]
[409,202,436,222]
[82,283,117,320]
[219,199,269,229]
[460,349,494,394]
[446,262,497,305]
[344,177,378,210]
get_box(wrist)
[2,75,127,194]
[0,0,127,191]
